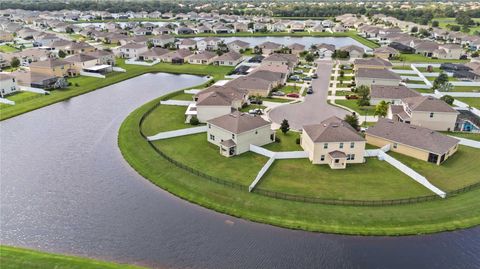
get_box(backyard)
[335,99,375,116]
[456,97,480,109]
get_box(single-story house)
[227,40,250,53]
[225,76,273,97]
[139,47,169,61]
[355,68,402,87]
[366,119,459,165]
[188,51,218,65]
[207,111,275,157]
[338,45,365,59]
[213,51,243,66]
[370,85,421,105]
[354,58,393,70]
[178,39,197,50]
[160,48,194,63]
[257,41,283,55]
[373,46,399,59]
[301,116,366,169]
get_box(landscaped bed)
[118,91,480,235]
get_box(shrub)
[189,116,199,125]
[295,138,300,144]
[74,83,79,87]
[275,136,281,143]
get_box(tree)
[189,116,199,125]
[305,53,315,62]
[280,119,290,134]
[411,26,418,33]
[10,57,20,68]
[440,95,454,105]
[147,40,154,49]
[432,20,439,27]
[374,101,388,117]
[58,50,66,58]
[344,113,359,131]
[432,72,449,90]
[355,85,370,106]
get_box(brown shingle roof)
[366,119,459,154]
[371,85,420,99]
[356,68,401,80]
[303,116,365,143]
[402,96,458,113]
[208,111,270,134]
[354,57,393,67]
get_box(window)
[209,134,215,141]
[350,142,355,149]
[339,142,344,149]
[347,154,355,160]
[208,124,211,129]
[255,130,258,135]
[430,112,434,118]
[323,143,328,149]
[320,155,325,161]
[232,134,235,139]
[393,143,398,149]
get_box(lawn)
[0,44,19,53]
[0,59,233,121]
[257,157,432,200]
[118,95,480,235]
[140,104,194,136]
[335,90,352,96]
[0,245,144,269]
[416,67,441,73]
[389,146,480,191]
[263,130,302,152]
[434,17,480,35]
[394,53,468,63]
[392,65,413,70]
[455,98,480,109]
[279,85,300,94]
[169,92,195,101]
[443,132,480,141]
[335,99,375,116]
[0,91,44,109]
[261,97,291,103]
[152,133,268,186]
[449,86,480,92]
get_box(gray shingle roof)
[208,111,270,134]
[366,119,459,154]
[402,96,458,113]
[303,116,365,143]
[356,68,401,80]
[371,85,420,99]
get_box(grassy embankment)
[118,91,480,235]
[0,59,233,121]
[0,245,145,269]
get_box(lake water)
[0,72,479,269]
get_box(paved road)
[269,60,349,130]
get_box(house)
[355,68,401,87]
[227,40,250,53]
[370,85,421,105]
[332,24,347,33]
[257,41,283,55]
[288,43,306,56]
[315,43,335,58]
[455,109,480,133]
[188,51,217,65]
[272,22,287,32]
[193,86,249,122]
[301,116,365,169]
[197,37,222,51]
[373,46,399,59]
[85,50,115,65]
[29,58,74,77]
[213,51,242,66]
[0,30,14,42]
[366,119,459,165]
[262,53,299,70]
[225,76,274,97]
[12,70,62,89]
[5,48,51,66]
[233,22,248,32]
[0,73,17,97]
[412,41,439,57]
[138,47,169,61]
[290,21,305,32]
[150,34,175,47]
[64,53,98,73]
[354,58,393,70]
[160,48,193,63]
[248,69,286,88]
[178,39,197,50]
[388,96,459,131]
[433,44,464,60]
[117,43,148,59]
[338,45,365,59]
[175,27,194,35]
[206,111,275,157]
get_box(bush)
[189,116,199,125]
[74,83,79,87]
[295,138,300,144]
[275,136,281,143]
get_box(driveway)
[269,60,349,130]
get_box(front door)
[428,153,438,164]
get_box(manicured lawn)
[394,53,468,63]
[336,99,375,116]
[455,97,480,109]
[404,79,426,85]
[392,65,412,70]
[0,59,233,121]
[258,157,432,200]
[141,104,193,136]
[416,67,441,73]
[0,44,19,53]
[152,133,268,186]
[0,91,44,109]
[335,90,352,96]
[118,95,480,235]
[443,132,480,141]
[450,86,480,92]
[169,92,195,101]
[263,130,301,152]
[434,17,480,35]
[0,245,144,269]
[261,97,291,103]
[279,85,300,94]
[389,146,480,191]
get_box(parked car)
[312,73,318,79]
[294,70,304,74]
[250,99,263,105]
[286,93,300,98]
[248,108,263,115]
[306,87,314,94]
[272,91,285,96]
[303,77,312,81]
[289,75,300,81]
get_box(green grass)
[261,97,292,103]
[141,104,196,136]
[0,59,233,121]
[389,146,480,191]
[118,93,480,235]
[433,17,480,35]
[0,91,44,109]
[0,44,19,53]
[336,99,375,116]
[394,53,468,63]
[450,86,480,92]
[335,90,352,96]
[443,132,480,141]
[404,79,426,85]
[258,157,432,200]
[279,85,300,94]
[168,92,195,101]
[263,130,301,152]
[0,245,145,269]
[416,67,441,73]
[392,65,413,70]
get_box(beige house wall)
[300,132,366,165]
[68,59,98,72]
[355,77,400,87]
[197,105,231,123]
[30,64,71,77]
[410,111,458,131]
